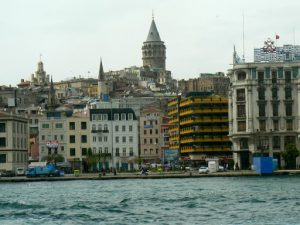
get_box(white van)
[15,167,25,176]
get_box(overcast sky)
[1,0,299,86]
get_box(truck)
[26,162,60,178]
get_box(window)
[237,105,246,118]
[115,148,120,156]
[258,87,265,100]
[272,71,277,83]
[237,121,246,132]
[92,124,96,131]
[129,125,133,132]
[61,146,64,151]
[286,119,293,131]
[258,71,264,82]
[150,139,153,144]
[55,123,63,129]
[121,113,126,120]
[98,136,102,142]
[122,147,126,156]
[69,135,75,143]
[155,138,158,144]
[284,136,296,146]
[272,87,278,99]
[285,71,291,83]
[0,138,6,147]
[273,104,278,117]
[150,129,153,134]
[54,135,57,140]
[103,114,108,121]
[259,120,266,131]
[93,136,96,142]
[114,114,119,120]
[69,122,75,130]
[236,89,245,101]
[144,121,146,125]
[129,136,133,143]
[104,124,108,131]
[0,154,6,163]
[258,104,265,117]
[42,123,49,129]
[98,124,102,131]
[155,129,158,134]
[144,139,147,144]
[104,147,108,153]
[237,71,246,80]
[70,148,76,156]
[0,123,5,132]
[285,87,292,99]
[122,126,126,132]
[115,125,119,132]
[129,147,134,156]
[122,136,126,143]
[273,136,280,149]
[273,120,279,131]
[104,136,108,142]
[81,122,87,130]
[144,130,146,135]
[144,149,148,155]
[128,113,133,120]
[240,138,248,149]
[99,147,102,153]
[115,136,119,143]
[42,135,45,141]
[81,148,87,156]
[81,135,87,143]
[60,135,64,141]
[286,104,292,116]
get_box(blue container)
[253,157,273,174]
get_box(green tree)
[41,153,64,165]
[85,148,98,172]
[282,144,299,169]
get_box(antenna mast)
[242,13,245,62]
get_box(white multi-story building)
[0,111,29,171]
[228,61,300,169]
[90,108,139,171]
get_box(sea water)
[0,176,300,225]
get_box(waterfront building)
[38,111,68,162]
[90,108,139,171]
[168,92,231,165]
[66,112,90,172]
[228,61,300,169]
[178,72,230,96]
[0,111,29,171]
[139,106,164,163]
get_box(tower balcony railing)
[169,135,179,142]
[180,127,229,134]
[169,127,178,133]
[169,144,179,149]
[180,98,227,107]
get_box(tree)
[41,153,64,166]
[282,144,299,169]
[85,148,98,172]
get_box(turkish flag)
[276,34,280,39]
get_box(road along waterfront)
[1,175,300,224]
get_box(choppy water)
[1,176,300,225]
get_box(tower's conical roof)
[98,58,104,81]
[146,19,161,42]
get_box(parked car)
[15,167,25,176]
[199,166,209,173]
[218,165,225,172]
[0,170,16,177]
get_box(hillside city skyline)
[1,0,300,86]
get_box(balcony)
[168,99,178,107]
[169,136,179,142]
[180,127,229,134]
[169,117,179,124]
[91,129,109,133]
[168,108,178,116]
[180,98,227,107]
[180,117,229,125]
[180,137,230,144]
[180,108,228,116]
[181,146,231,153]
